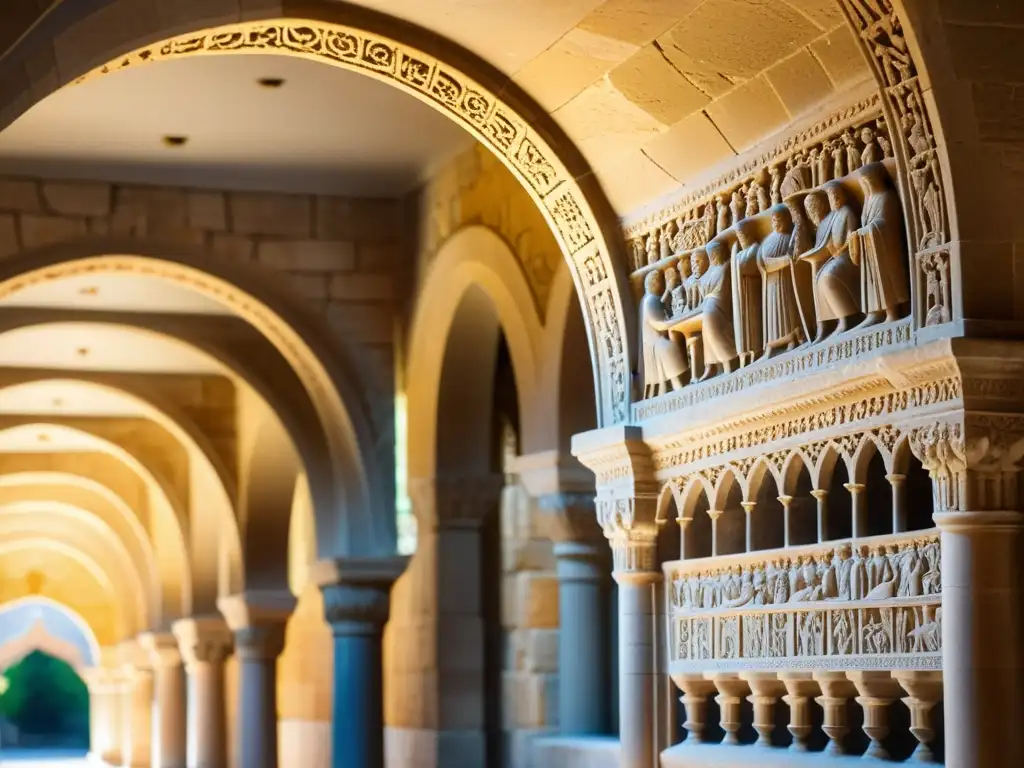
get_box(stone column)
[777,495,793,547]
[104,668,128,766]
[218,591,296,768]
[313,556,407,768]
[534,491,612,737]
[886,473,907,532]
[611,531,660,768]
[119,642,153,768]
[935,509,1023,768]
[141,632,187,768]
[810,489,828,542]
[740,501,756,552]
[84,667,115,763]
[844,483,866,538]
[173,617,233,768]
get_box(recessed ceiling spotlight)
[78,286,99,296]
[257,77,285,89]
[162,135,189,148]
[37,433,50,443]
[76,347,89,357]
[52,398,64,408]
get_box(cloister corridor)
[0,2,1021,768]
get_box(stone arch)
[0,484,160,619]
[0,500,150,625]
[0,538,132,640]
[0,1,631,426]
[0,239,386,559]
[0,596,101,670]
[407,225,543,484]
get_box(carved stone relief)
[667,533,942,669]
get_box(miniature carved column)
[777,495,793,547]
[611,528,661,768]
[886,473,907,532]
[893,671,943,762]
[672,674,716,743]
[140,632,187,768]
[536,491,612,736]
[779,673,821,751]
[812,672,856,755]
[172,617,233,768]
[84,667,116,764]
[741,673,786,747]
[810,489,828,542]
[314,557,407,768]
[740,501,756,552]
[844,483,866,538]
[849,671,902,759]
[676,515,691,559]
[104,670,128,766]
[219,591,296,768]
[711,674,750,745]
[707,509,723,556]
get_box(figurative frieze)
[666,533,942,666]
[637,160,911,398]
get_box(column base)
[384,727,485,768]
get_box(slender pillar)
[935,510,1023,768]
[141,632,187,768]
[120,646,153,768]
[740,501,756,552]
[707,509,722,556]
[314,557,407,768]
[219,591,296,768]
[777,495,793,547]
[612,534,660,768]
[84,667,115,763]
[887,473,907,532]
[555,540,611,734]
[810,488,828,542]
[105,670,127,766]
[676,515,691,559]
[173,617,233,768]
[844,483,866,538]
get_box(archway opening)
[0,599,96,758]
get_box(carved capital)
[217,590,296,661]
[311,556,407,635]
[408,475,504,530]
[138,632,181,670]
[172,616,233,670]
[535,492,603,544]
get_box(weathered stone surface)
[19,214,86,248]
[0,178,42,212]
[592,149,678,215]
[766,48,835,118]
[608,43,709,125]
[782,0,845,31]
[514,573,559,629]
[659,0,819,86]
[256,240,355,272]
[645,110,737,181]
[0,213,18,258]
[503,539,557,574]
[209,232,255,264]
[186,191,227,231]
[328,274,393,301]
[578,0,699,46]
[113,186,188,235]
[810,25,870,89]
[705,74,791,152]
[554,78,665,163]
[231,192,311,237]
[314,196,356,240]
[322,302,394,345]
[284,273,329,301]
[42,181,111,216]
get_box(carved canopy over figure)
[639,269,688,398]
[757,205,809,356]
[798,183,861,341]
[698,239,737,380]
[732,218,762,366]
[848,162,909,328]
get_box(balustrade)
[661,529,943,763]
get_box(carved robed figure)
[758,205,811,356]
[639,268,688,397]
[698,239,737,380]
[732,218,762,366]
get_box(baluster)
[850,671,902,759]
[711,673,750,745]
[811,488,828,542]
[741,501,756,552]
[741,673,786,747]
[779,673,821,752]
[672,674,717,743]
[893,671,943,762]
[813,672,857,755]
